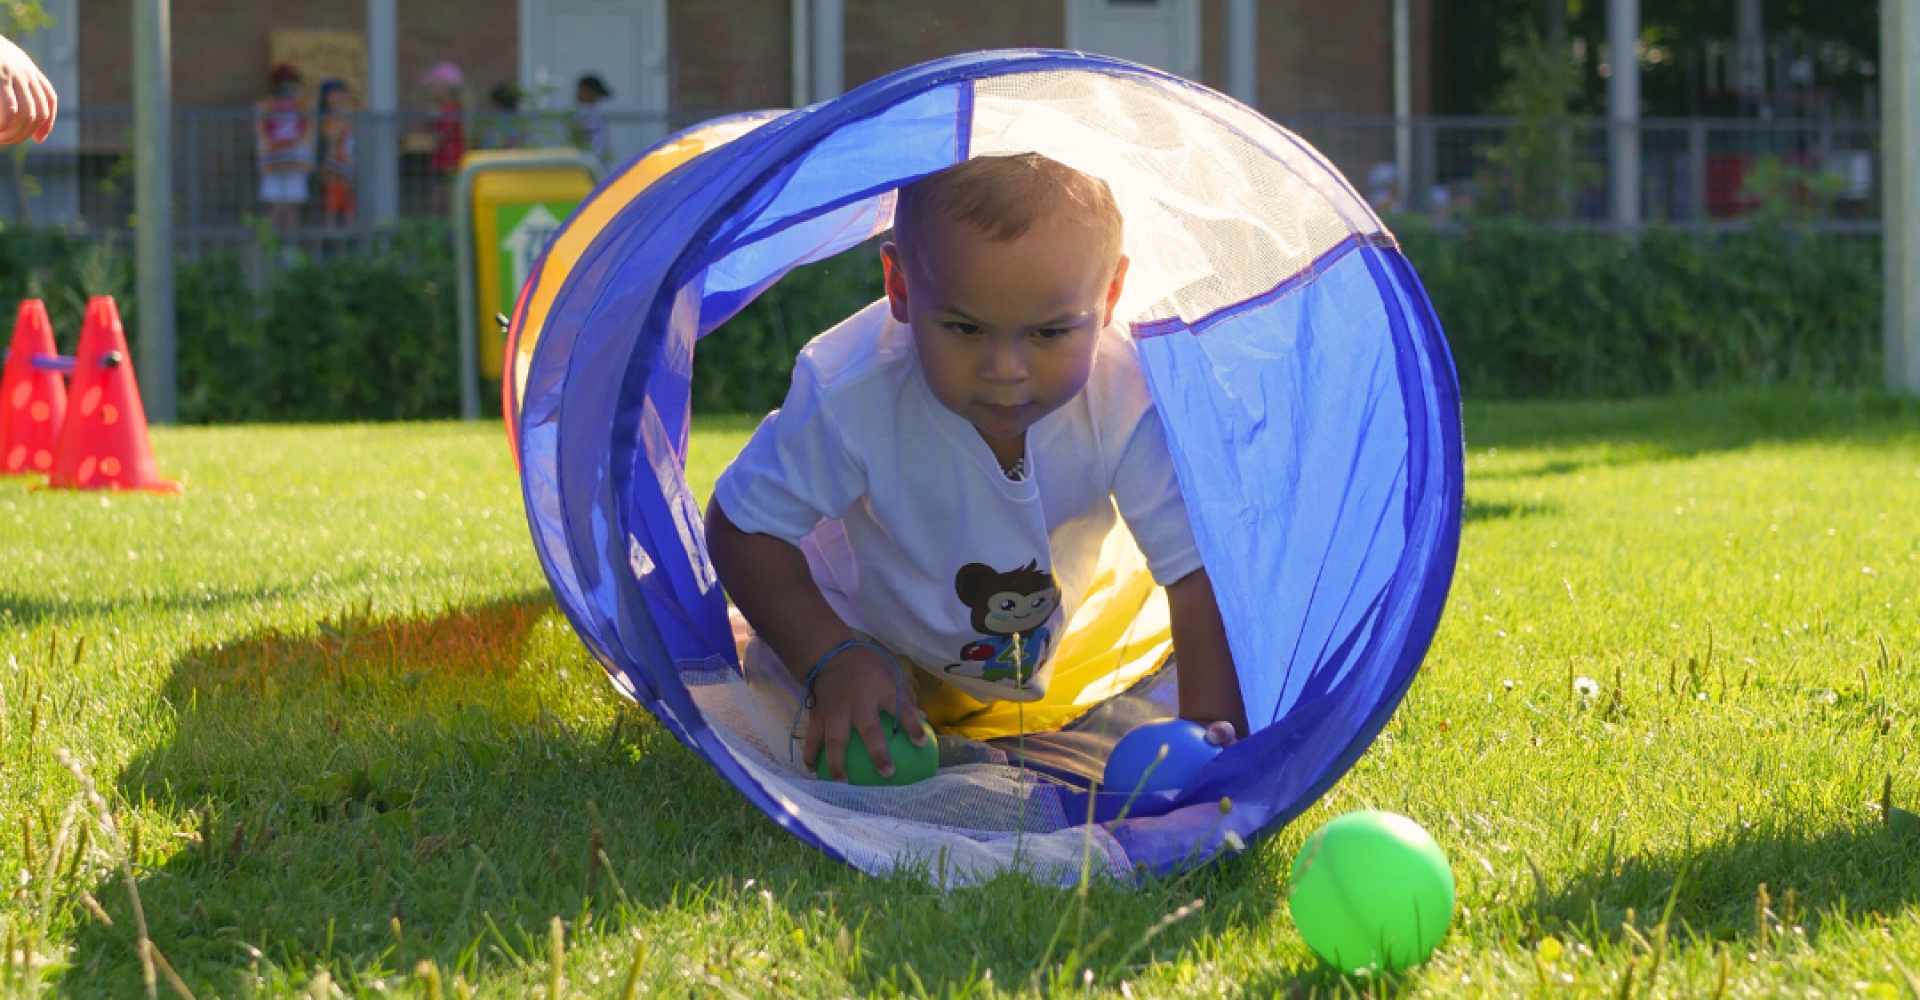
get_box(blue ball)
[1102,719,1222,794]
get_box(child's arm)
[0,34,55,144]
[706,500,928,780]
[1165,567,1249,740]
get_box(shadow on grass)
[1527,817,1920,947]
[1464,389,1920,463]
[1464,497,1558,523]
[69,597,1294,995]
[0,584,303,628]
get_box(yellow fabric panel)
[510,117,776,409]
[917,525,1173,740]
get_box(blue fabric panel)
[1108,244,1462,874]
[734,84,961,246]
[627,279,736,667]
[1134,248,1408,731]
[696,197,889,336]
[694,86,964,336]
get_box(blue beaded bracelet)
[790,637,911,762]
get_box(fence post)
[1226,0,1256,108]
[810,0,843,101]
[134,0,176,423]
[1414,117,1435,215]
[1687,120,1707,225]
[183,111,200,230]
[1886,0,1920,393]
[366,0,400,226]
[1606,0,1641,230]
[1392,0,1411,212]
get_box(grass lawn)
[2,390,1918,997]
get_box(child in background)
[707,154,1247,782]
[255,63,314,230]
[316,80,357,229]
[480,83,525,150]
[421,61,466,176]
[572,73,610,162]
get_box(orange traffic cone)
[0,299,67,476]
[47,297,181,493]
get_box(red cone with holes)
[46,297,181,493]
[0,299,67,476]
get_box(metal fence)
[0,109,1883,260]
[0,108,707,259]
[1274,114,1879,232]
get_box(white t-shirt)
[713,300,1201,705]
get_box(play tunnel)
[505,50,1463,886]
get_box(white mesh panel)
[683,668,1132,887]
[969,71,1370,326]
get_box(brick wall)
[77,0,1427,116]
[398,0,518,110]
[843,0,1063,91]
[1200,0,1431,117]
[670,0,791,112]
[77,0,131,108]
[80,0,516,109]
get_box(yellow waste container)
[462,152,598,383]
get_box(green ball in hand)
[814,712,938,786]
[1288,810,1455,973]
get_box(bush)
[696,249,885,414]
[0,220,1882,422]
[174,225,460,423]
[0,224,460,424]
[1397,217,1882,398]
[698,224,1882,408]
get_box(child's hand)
[1203,721,1239,748]
[0,35,56,144]
[804,645,928,782]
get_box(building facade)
[68,0,1429,118]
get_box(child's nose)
[982,340,1027,382]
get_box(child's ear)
[1100,254,1131,327]
[881,242,911,323]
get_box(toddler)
[255,64,314,230]
[316,81,357,229]
[707,154,1246,781]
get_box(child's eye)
[946,321,982,336]
[1032,327,1071,340]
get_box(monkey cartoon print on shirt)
[945,561,1059,689]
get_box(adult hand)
[803,645,927,782]
[0,34,56,144]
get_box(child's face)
[884,209,1127,442]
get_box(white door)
[1066,0,1199,80]
[520,0,668,165]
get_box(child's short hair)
[893,153,1123,268]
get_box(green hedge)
[1396,218,1883,398]
[173,227,460,423]
[702,225,1883,407]
[694,252,884,414]
[0,224,458,424]
[0,220,1882,422]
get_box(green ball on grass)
[814,712,938,786]
[1288,810,1456,973]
